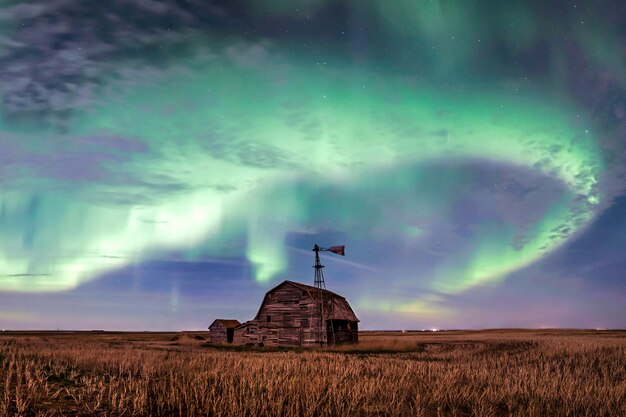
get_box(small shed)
[233,280,359,347]
[208,319,241,344]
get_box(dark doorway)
[226,328,234,343]
[327,319,354,345]
[326,320,339,345]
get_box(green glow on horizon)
[0,35,605,295]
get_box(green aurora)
[0,44,602,298]
[0,0,623,323]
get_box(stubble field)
[0,329,625,416]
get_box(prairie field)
[0,329,625,416]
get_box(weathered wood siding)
[209,322,227,344]
[234,282,359,347]
[267,284,323,347]
[234,322,256,345]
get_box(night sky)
[1,1,625,330]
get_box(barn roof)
[255,280,359,322]
[209,319,241,329]
[284,280,344,299]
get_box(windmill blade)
[326,245,345,256]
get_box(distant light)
[401,330,406,333]
[430,328,439,332]
[595,328,606,331]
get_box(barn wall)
[232,283,359,347]
[255,284,325,347]
[209,323,227,344]
[234,321,260,345]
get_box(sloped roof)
[284,280,344,299]
[255,280,359,322]
[209,319,241,329]
[235,320,253,329]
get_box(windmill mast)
[313,244,327,346]
[312,243,345,346]
[313,244,326,290]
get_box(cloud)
[226,42,271,68]
[0,132,149,186]
[203,134,296,170]
[0,1,229,124]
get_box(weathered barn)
[233,280,359,347]
[208,319,241,344]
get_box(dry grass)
[0,330,625,416]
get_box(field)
[1,329,625,416]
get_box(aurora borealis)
[0,1,625,330]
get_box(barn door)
[326,320,335,345]
[226,328,234,343]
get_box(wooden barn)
[208,319,241,344]
[233,280,359,347]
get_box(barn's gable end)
[253,281,359,322]
[233,280,359,347]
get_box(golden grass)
[1,330,625,416]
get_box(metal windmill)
[312,244,345,345]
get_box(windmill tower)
[312,244,345,345]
